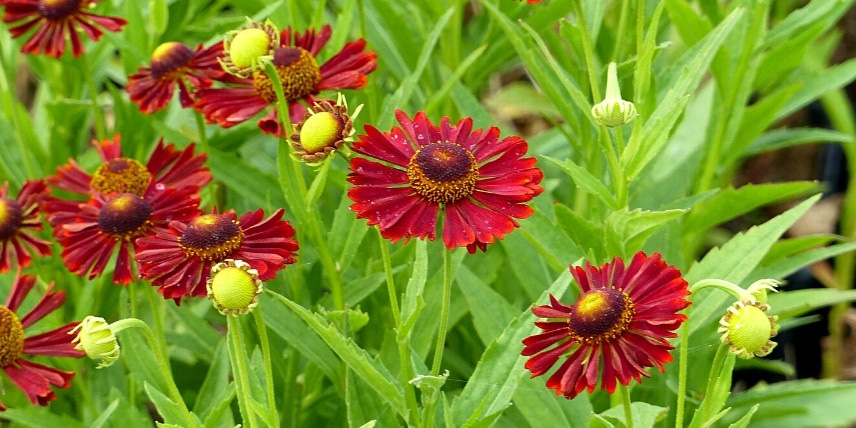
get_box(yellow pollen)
[253,47,321,104]
[90,158,152,196]
[407,142,478,205]
[0,306,25,367]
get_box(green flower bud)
[591,62,636,127]
[70,316,120,369]
[207,259,263,316]
[718,300,779,359]
[220,20,279,78]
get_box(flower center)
[90,158,152,196]
[229,28,271,69]
[0,306,24,367]
[179,214,244,261]
[97,193,154,240]
[723,304,773,354]
[568,288,635,344]
[0,197,23,241]
[150,42,194,79]
[38,0,81,20]
[210,266,257,311]
[406,142,478,204]
[253,47,321,104]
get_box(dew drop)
[155,183,165,190]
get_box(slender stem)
[675,304,690,428]
[80,52,107,140]
[635,0,644,61]
[615,125,626,155]
[377,229,419,425]
[378,229,401,326]
[253,306,280,427]
[600,127,627,207]
[228,316,260,428]
[431,249,454,375]
[571,0,601,103]
[193,110,210,152]
[621,384,634,428]
[111,318,196,427]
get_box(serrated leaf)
[450,270,572,427]
[260,293,340,379]
[685,194,821,334]
[270,292,407,418]
[545,156,619,209]
[682,182,820,234]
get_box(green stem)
[377,230,420,426]
[600,127,627,207]
[111,318,196,427]
[675,296,692,428]
[228,316,260,428]
[635,0,644,60]
[699,344,731,423]
[431,249,453,375]
[253,306,280,427]
[571,0,602,102]
[612,0,632,61]
[621,384,634,428]
[80,52,107,140]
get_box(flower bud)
[207,259,263,316]
[220,20,279,78]
[290,93,359,165]
[70,316,120,368]
[718,300,779,359]
[591,62,636,127]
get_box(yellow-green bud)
[300,112,344,154]
[718,300,779,359]
[229,28,271,69]
[591,62,636,127]
[70,316,120,369]
[207,259,263,316]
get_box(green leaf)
[745,127,854,156]
[545,155,619,209]
[768,288,856,319]
[457,265,518,345]
[749,241,856,283]
[682,182,820,235]
[725,379,856,428]
[144,382,200,427]
[147,0,168,42]
[775,57,856,121]
[554,202,606,261]
[761,0,852,50]
[260,293,340,379]
[270,292,407,418]
[727,404,759,428]
[622,7,744,178]
[208,147,286,210]
[519,210,583,272]
[192,342,233,420]
[601,402,669,428]
[605,208,687,257]
[513,375,591,428]
[91,398,121,428]
[401,239,428,328]
[450,270,572,427]
[760,235,841,264]
[726,84,801,163]
[685,194,821,334]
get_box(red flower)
[194,24,377,136]
[0,181,52,272]
[135,209,299,302]
[48,134,211,199]
[126,41,238,114]
[1,0,126,58]
[44,183,201,284]
[522,252,691,399]
[0,271,83,410]
[347,110,543,253]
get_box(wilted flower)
[522,252,690,399]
